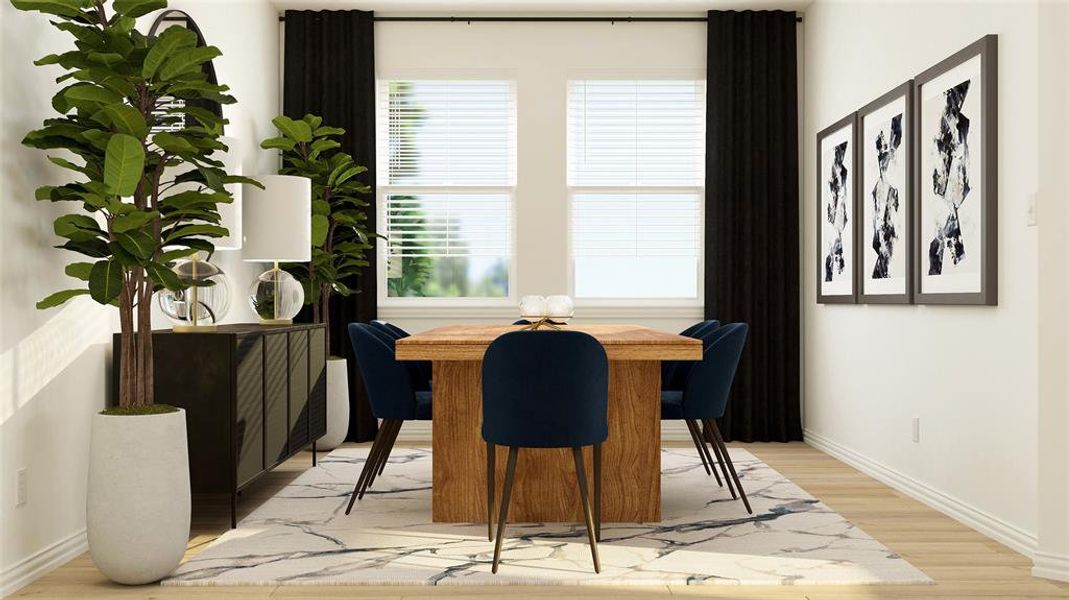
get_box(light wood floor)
[12,442,1069,599]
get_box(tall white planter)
[318,357,350,450]
[87,409,190,585]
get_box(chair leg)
[492,446,519,574]
[689,419,723,487]
[346,420,391,515]
[360,420,401,499]
[486,441,495,541]
[706,419,751,514]
[593,443,602,542]
[571,447,601,574]
[684,419,712,476]
[377,421,401,476]
[703,420,737,500]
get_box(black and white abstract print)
[820,124,855,297]
[921,56,983,294]
[862,96,908,296]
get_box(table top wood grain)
[395,324,702,361]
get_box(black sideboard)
[111,323,327,527]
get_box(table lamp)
[156,136,242,331]
[242,174,311,324]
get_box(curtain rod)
[277,14,803,23]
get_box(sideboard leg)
[312,441,317,466]
[230,491,237,529]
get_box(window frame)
[375,77,518,308]
[565,79,707,308]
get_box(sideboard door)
[263,332,289,467]
[235,335,264,488]
[288,330,310,450]
[308,327,327,441]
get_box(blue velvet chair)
[661,320,720,480]
[661,323,751,513]
[345,323,433,514]
[482,330,608,574]
[369,320,432,391]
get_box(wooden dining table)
[394,324,703,524]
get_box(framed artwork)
[816,113,858,304]
[914,35,998,305]
[858,81,913,304]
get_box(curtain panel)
[283,9,378,443]
[705,10,802,442]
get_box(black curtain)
[706,10,802,442]
[283,10,378,443]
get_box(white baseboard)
[803,428,1038,559]
[1033,551,1069,582]
[396,421,694,443]
[0,528,87,598]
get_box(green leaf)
[260,137,296,151]
[159,247,198,263]
[146,261,183,291]
[331,165,366,187]
[94,104,148,138]
[65,262,94,281]
[112,0,166,18]
[36,288,90,309]
[54,214,103,241]
[58,238,109,258]
[142,26,198,79]
[158,46,222,81]
[88,260,123,303]
[311,214,329,247]
[63,83,123,106]
[11,0,90,19]
[312,200,331,216]
[164,224,228,243]
[115,230,156,261]
[220,174,263,188]
[111,210,158,233]
[313,126,345,137]
[272,115,312,143]
[152,132,198,155]
[103,134,145,196]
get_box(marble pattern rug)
[163,447,931,586]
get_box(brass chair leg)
[706,419,751,514]
[685,419,712,476]
[492,447,519,574]
[346,420,390,515]
[486,441,495,541]
[689,419,723,487]
[361,420,401,499]
[571,447,601,574]
[593,443,602,542]
[703,420,737,500]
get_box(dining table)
[394,323,703,524]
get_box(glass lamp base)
[260,318,294,326]
[172,324,220,333]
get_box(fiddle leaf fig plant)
[13,0,261,408]
[261,114,375,351]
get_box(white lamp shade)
[241,174,312,262]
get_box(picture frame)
[914,35,998,305]
[858,81,914,304]
[816,113,859,304]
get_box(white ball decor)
[545,295,575,323]
[518,295,547,320]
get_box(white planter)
[87,408,190,585]
[319,358,350,450]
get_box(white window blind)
[568,80,705,187]
[379,80,515,299]
[568,80,704,300]
[384,80,515,186]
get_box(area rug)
[163,447,931,586]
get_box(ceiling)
[268,0,811,13]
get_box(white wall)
[802,0,1040,553]
[0,1,278,595]
[1034,0,1069,582]
[374,21,707,336]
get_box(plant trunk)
[135,267,154,407]
[118,281,135,408]
[320,286,331,354]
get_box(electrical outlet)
[911,418,921,444]
[16,468,27,507]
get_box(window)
[379,80,515,299]
[568,80,704,300]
